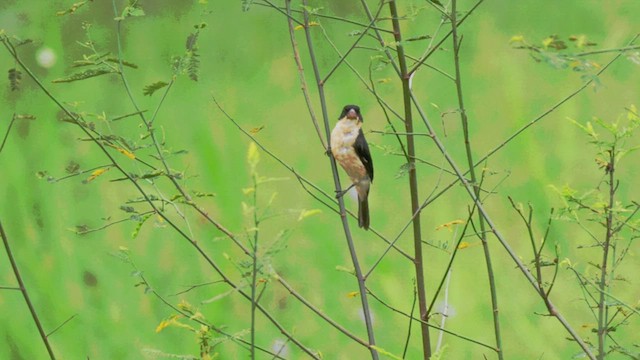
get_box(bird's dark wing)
[354,129,374,181]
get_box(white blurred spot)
[358,307,375,325]
[347,186,358,201]
[36,47,56,68]
[271,339,289,358]
[436,301,456,318]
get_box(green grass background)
[1,0,640,359]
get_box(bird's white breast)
[330,119,360,155]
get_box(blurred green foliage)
[1,0,639,359]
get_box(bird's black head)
[339,105,362,121]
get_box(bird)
[330,105,374,230]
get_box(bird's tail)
[358,195,370,230]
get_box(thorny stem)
[450,1,503,358]
[300,1,379,358]
[387,1,432,358]
[597,147,616,359]
[0,220,57,360]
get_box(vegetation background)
[1,0,639,359]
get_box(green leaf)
[120,205,136,213]
[370,345,403,360]
[186,32,199,51]
[143,81,169,96]
[300,5,323,14]
[8,68,22,91]
[65,161,80,174]
[335,265,355,275]
[405,34,432,42]
[187,52,200,81]
[431,344,449,360]
[131,213,152,239]
[395,162,414,179]
[242,0,254,11]
[121,3,145,18]
[52,68,116,83]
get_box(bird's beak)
[346,109,358,120]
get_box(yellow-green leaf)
[294,21,319,30]
[298,209,321,221]
[249,125,264,134]
[116,147,136,159]
[435,219,464,231]
[84,167,111,183]
[155,314,182,333]
[509,35,525,44]
[370,345,403,360]
[247,142,260,172]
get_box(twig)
[387,1,432,357]
[284,1,325,148]
[274,271,370,347]
[573,45,640,57]
[450,1,503,357]
[395,33,639,255]
[321,2,385,84]
[403,281,418,358]
[214,96,412,260]
[0,220,56,359]
[0,113,17,154]
[3,34,319,359]
[46,314,78,338]
[474,34,639,168]
[257,0,394,34]
[367,287,497,352]
[300,1,379,358]
[408,0,486,75]
[408,82,597,359]
[112,1,252,256]
[250,174,260,360]
[597,147,616,359]
[138,271,284,359]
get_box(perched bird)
[330,105,374,230]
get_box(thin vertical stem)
[450,1,503,358]
[597,147,616,359]
[284,1,325,149]
[298,1,379,358]
[408,91,596,358]
[250,175,259,360]
[387,1,432,358]
[0,220,56,360]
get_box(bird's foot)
[335,184,355,198]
